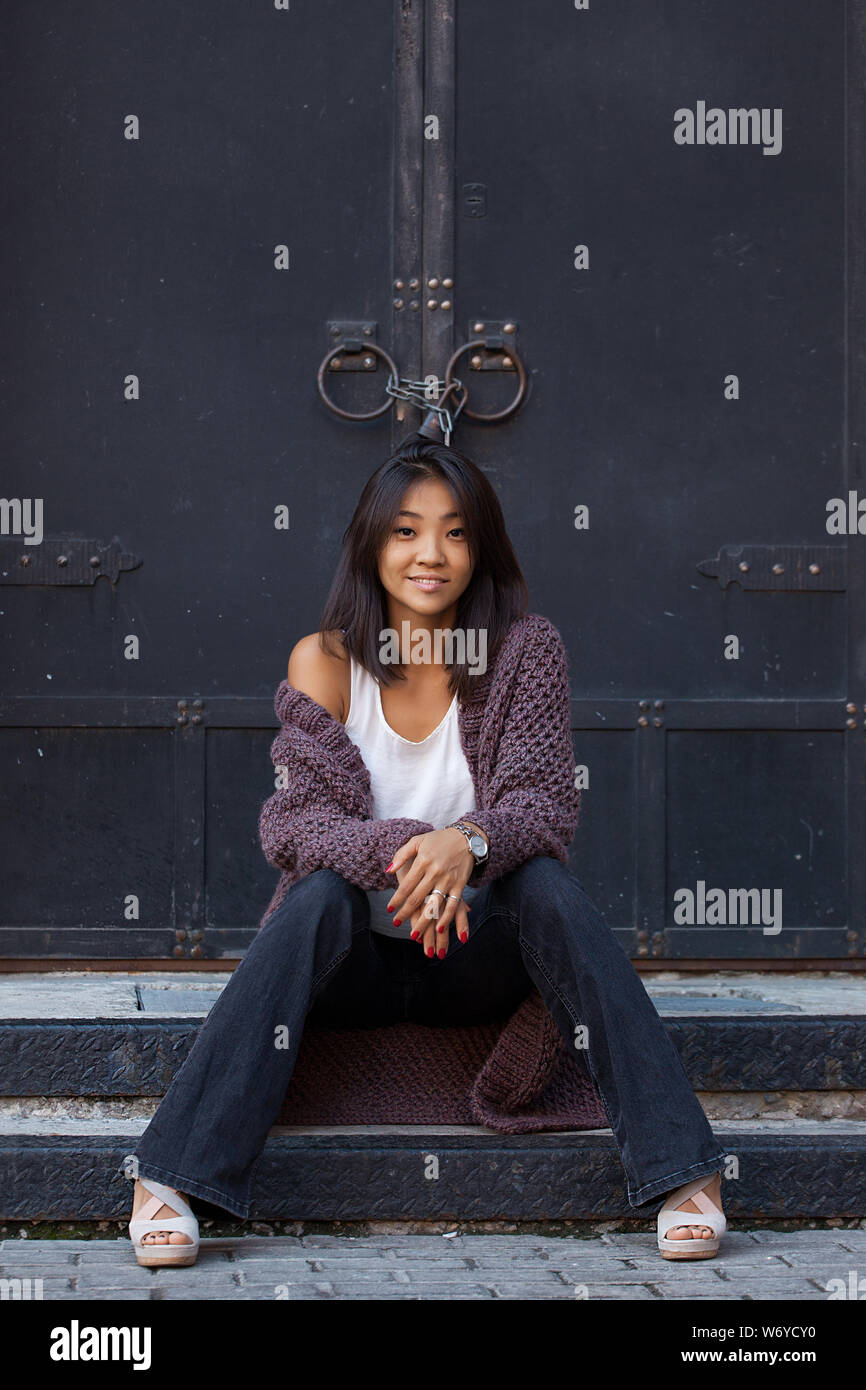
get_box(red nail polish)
[426,946,434,957]
[385,861,394,872]
[393,918,401,927]
[459,933,467,943]
[438,948,446,959]
[410,931,420,941]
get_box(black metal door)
[1,0,863,964]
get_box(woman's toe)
[669,1223,712,1240]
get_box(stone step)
[1,1117,865,1222]
[1,971,864,1096]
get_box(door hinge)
[0,536,142,585]
[697,544,846,591]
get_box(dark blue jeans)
[126,856,726,1220]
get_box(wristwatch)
[448,820,489,865]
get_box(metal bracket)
[0,536,142,586]
[325,321,378,370]
[462,183,486,218]
[465,319,519,370]
[843,700,866,732]
[636,698,665,729]
[175,698,205,728]
[697,544,847,592]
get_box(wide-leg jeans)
[124,856,727,1219]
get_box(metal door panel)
[1,0,863,962]
[0,727,175,955]
[1,2,397,956]
[451,0,860,958]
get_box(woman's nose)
[413,540,445,565]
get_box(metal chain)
[441,381,467,445]
[385,374,466,445]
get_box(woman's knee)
[271,868,367,928]
[505,855,577,897]
[502,856,606,929]
[297,867,361,897]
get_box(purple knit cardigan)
[257,612,581,927]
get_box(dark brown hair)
[318,433,529,700]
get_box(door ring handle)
[316,341,400,421]
[443,339,528,423]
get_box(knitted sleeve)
[257,681,435,891]
[456,615,581,887]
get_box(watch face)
[469,834,486,857]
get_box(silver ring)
[429,888,447,901]
[446,894,463,902]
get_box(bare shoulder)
[287,630,350,722]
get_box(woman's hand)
[386,829,473,957]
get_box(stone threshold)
[1,970,865,1019]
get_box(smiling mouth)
[407,576,448,589]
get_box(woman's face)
[377,477,474,620]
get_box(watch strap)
[448,820,489,863]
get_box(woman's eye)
[391,525,465,539]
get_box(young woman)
[125,433,727,1266]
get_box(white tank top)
[342,656,479,936]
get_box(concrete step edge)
[2,1123,865,1222]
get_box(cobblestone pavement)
[2,1230,864,1300]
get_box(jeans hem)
[627,1151,727,1210]
[122,1156,251,1222]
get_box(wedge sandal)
[128,1176,200,1268]
[657,1173,726,1261]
